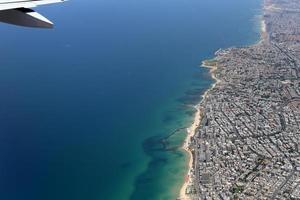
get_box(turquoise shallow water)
[0,0,261,199]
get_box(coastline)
[178,4,266,199]
[178,105,200,200]
[178,61,220,200]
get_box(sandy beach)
[178,105,201,200]
[178,61,220,200]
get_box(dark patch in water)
[149,157,168,166]
[185,109,196,116]
[176,87,207,105]
[130,130,185,200]
[134,177,153,184]
[142,135,165,153]
[142,125,186,154]
[120,161,132,169]
[131,64,212,200]
[162,114,174,123]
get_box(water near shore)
[0,0,261,199]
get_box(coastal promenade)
[180,0,300,199]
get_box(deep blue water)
[0,0,260,199]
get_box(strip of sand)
[178,105,201,200]
[178,61,220,200]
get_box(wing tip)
[0,9,54,28]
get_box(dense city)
[183,0,300,199]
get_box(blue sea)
[0,0,261,199]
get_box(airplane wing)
[0,0,66,28]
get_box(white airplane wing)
[0,0,66,28]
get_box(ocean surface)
[0,0,261,199]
